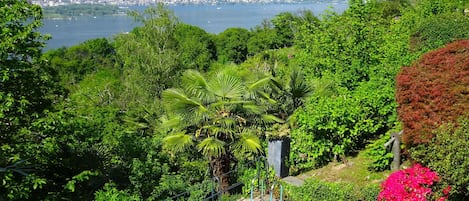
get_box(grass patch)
[296,151,390,187]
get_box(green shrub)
[285,179,379,201]
[363,134,394,172]
[95,183,141,201]
[410,116,469,198]
[410,13,469,53]
[290,80,396,174]
[359,184,380,201]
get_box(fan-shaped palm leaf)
[163,132,194,153]
[197,137,226,158]
[208,72,244,99]
[159,115,183,133]
[261,114,285,124]
[181,70,215,103]
[162,88,208,119]
[233,131,262,155]
[214,117,237,129]
[200,124,235,138]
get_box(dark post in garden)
[384,130,403,171]
[267,138,290,178]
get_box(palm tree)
[267,68,312,135]
[162,69,281,192]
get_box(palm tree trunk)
[210,153,233,194]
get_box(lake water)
[40,1,348,50]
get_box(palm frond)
[255,91,277,104]
[122,118,149,129]
[208,72,244,99]
[200,124,235,139]
[247,76,272,91]
[242,104,267,115]
[211,100,251,107]
[159,115,183,133]
[181,70,214,102]
[163,132,194,153]
[162,88,208,118]
[289,68,312,100]
[215,117,237,129]
[269,77,285,93]
[261,114,285,124]
[246,77,278,103]
[197,137,226,158]
[233,132,262,155]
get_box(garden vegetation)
[1,0,468,200]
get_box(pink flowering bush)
[378,164,450,201]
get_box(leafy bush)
[95,183,141,201]
[396,39,469,146]
[364,134,394,172]
[378,163,450,201]
[174,23,216,71]
[290,80,396,173]
[360,184,381,201]
[286,179,379,201]
[410,116,469,198]
[410,13,469,53]
[295,0,390,89]
[215,28,250,64]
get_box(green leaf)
[261,114,285,124]
[242,104,266,115]
[163,132,194,153]
[197,137,225,158]
[233,132,262,155]
[65,180,76,192]
[208,72,244,99]
[247,76,272,91]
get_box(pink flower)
[378,164,449,201]
[443,186,451,195]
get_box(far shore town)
[31,0,315,7]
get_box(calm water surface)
[40,1,348,50]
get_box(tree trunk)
[210,153,233,194]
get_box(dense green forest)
[1,0,469,200]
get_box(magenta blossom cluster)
[378,163,450,201]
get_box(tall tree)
[1,0,61,199]
[215,28,250,64]
[174,23,216,71]
[115,4,180,109]
[162,70,280,192]
[0,0,57,138]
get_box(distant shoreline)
[43,13,128,20]
[42,4,128,19]
[42,2,334,19]
[38,0,346,8]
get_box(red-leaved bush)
[396,39,469,146]
[378,164,450,201]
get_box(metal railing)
[167,156,268,201]
[269,181,283,201]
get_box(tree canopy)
[3,0,469,200]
